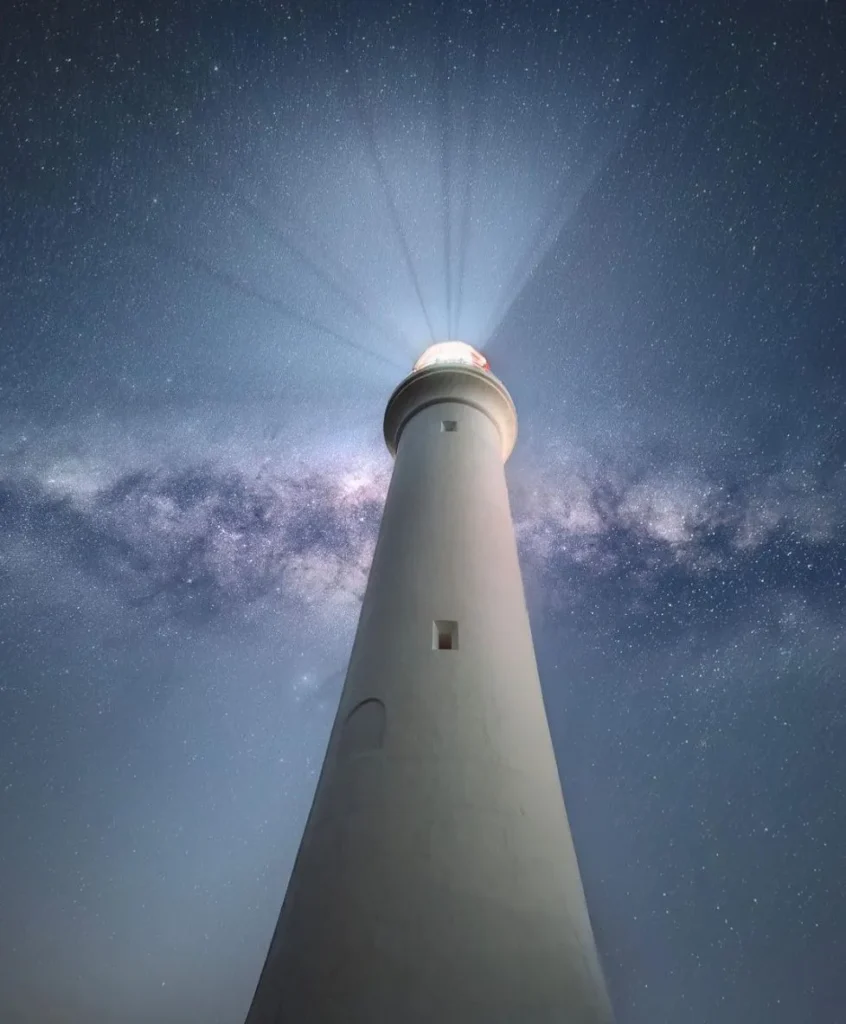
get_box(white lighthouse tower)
[246,342,613,1023]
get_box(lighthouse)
[246,342,613,1023]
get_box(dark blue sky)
[1,2,844,1022]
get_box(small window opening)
[441,420,458,432]
[433,620,459,650]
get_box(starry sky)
[1,1,845,1022]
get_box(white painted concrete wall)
[246,366,613,1024]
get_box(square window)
[433,620,458,650]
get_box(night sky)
[2,1,845,1022]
